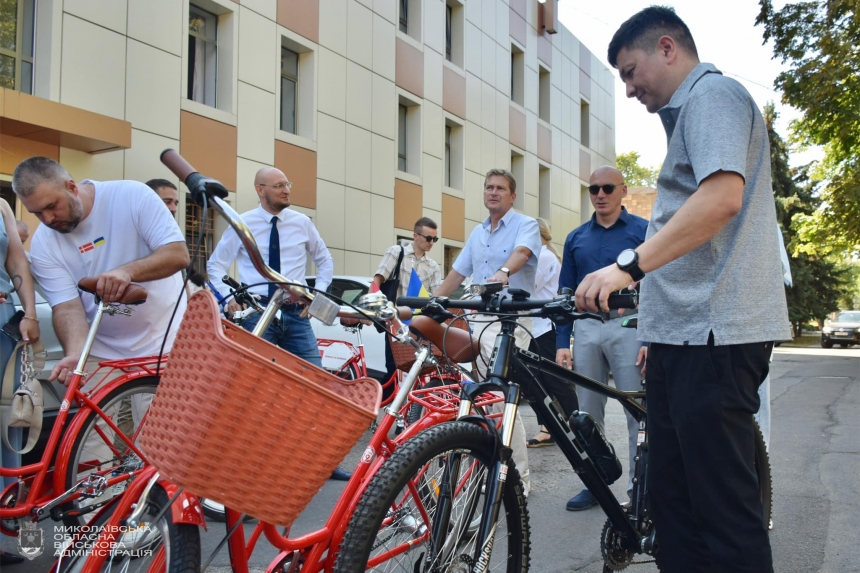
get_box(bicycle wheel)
[334,421,530,573]
[57,484,200,573]
[753,421,772,527]
[62,376,159,527]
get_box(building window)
[280,47,299,134]
[445,5,452,61]
[511,44,524,106]
[538,66,550,123]
[511,151,524,211]
[539,164,551,219]
[399,0,408,33]
[0,182,16,214]
[580,100,590,147]
[444,125,451,187]
[444,118,464,190]
[0,0,35,93]
[444,245,460,276]
[188,5,218,107]
[186,193,216,276]
[398,104,408,172]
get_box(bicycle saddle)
[77,277,149,305]
[409,315,480,363]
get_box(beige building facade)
[0,0,615,277]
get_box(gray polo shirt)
[638,63,791,346]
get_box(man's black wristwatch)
[616,249,645,281]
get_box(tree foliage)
[757,0,860,251]
[615,151,660,187]
[765,103,849,336]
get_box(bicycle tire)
[334,421,530,573]
[56,484,200,573]
[62,376,159,527]
[753,420,772,527]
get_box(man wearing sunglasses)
[373,217,443,385]
[575,7,790,571]
[556,166,649,512]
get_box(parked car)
[821,311,860,348]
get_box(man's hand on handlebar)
[96,268,133,303]
[226,300,246,317]
[556,348,573,370]
[575,264,634,312]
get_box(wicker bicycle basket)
[140,291,381,526]
[390,310,470,373]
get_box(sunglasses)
[588,184,619,195]
[417,234,439,243]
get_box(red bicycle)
[0,279,202,572]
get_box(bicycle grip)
[221,275,242,290]
[607,292,637,310]
[160,149,197,182]
[396,297,438,308]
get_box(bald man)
[556,166,650,511]
[207,167,333,366]
[16,220,29,244]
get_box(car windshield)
[835,312,860,323]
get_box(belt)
[598,309,636,320]
[257,295,305,313]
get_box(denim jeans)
[241,309,322,368]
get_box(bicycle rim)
[63,377,159,527]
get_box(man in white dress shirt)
[207,167,334,368]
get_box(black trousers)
[646,334,773,573]
[529,329,579,427]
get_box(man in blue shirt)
[435,168,541,496]
[556,166,649,511]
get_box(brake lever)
[420,301,456,323]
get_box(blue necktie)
[268,216,280,298]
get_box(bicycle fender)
[53,372,158,495]
[160,480,207,530]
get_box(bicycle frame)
[1,299,203,552]
[458,316,650,565]
[222,348,500,573]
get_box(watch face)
[618,250,636,267]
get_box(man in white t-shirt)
[12,156,190,383]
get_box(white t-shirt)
[532,244,561,339]
[31,180,187,359]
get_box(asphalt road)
[4,347,857,572]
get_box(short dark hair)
[414,217,437,233]
[145,179,177,192]
[607,6,698,69]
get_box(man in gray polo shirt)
[576,7,791,573]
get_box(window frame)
[399,0,409,34]
[510,43,525,107]
[580,99,590,147]
[398,104,409,173]
[0,0,36,94]
[187,4,219,108]
[280,46,299,135]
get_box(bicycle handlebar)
[396,291,636,319]
[159,149,400,325]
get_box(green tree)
[615,151,660,187]
[757,0,860,251]
[765,103,848,336]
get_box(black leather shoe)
[1,551,25,566]
[329,466,352,481]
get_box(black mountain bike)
[333,284,771,573]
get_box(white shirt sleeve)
[534,248,551,295]
[131,182,186,250]
[306,219,333,293]
[29,232,79,307]
[206,227,241,299]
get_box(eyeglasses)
[588,184,619,195]
[417,234,439,243]
[258,182,293,190]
